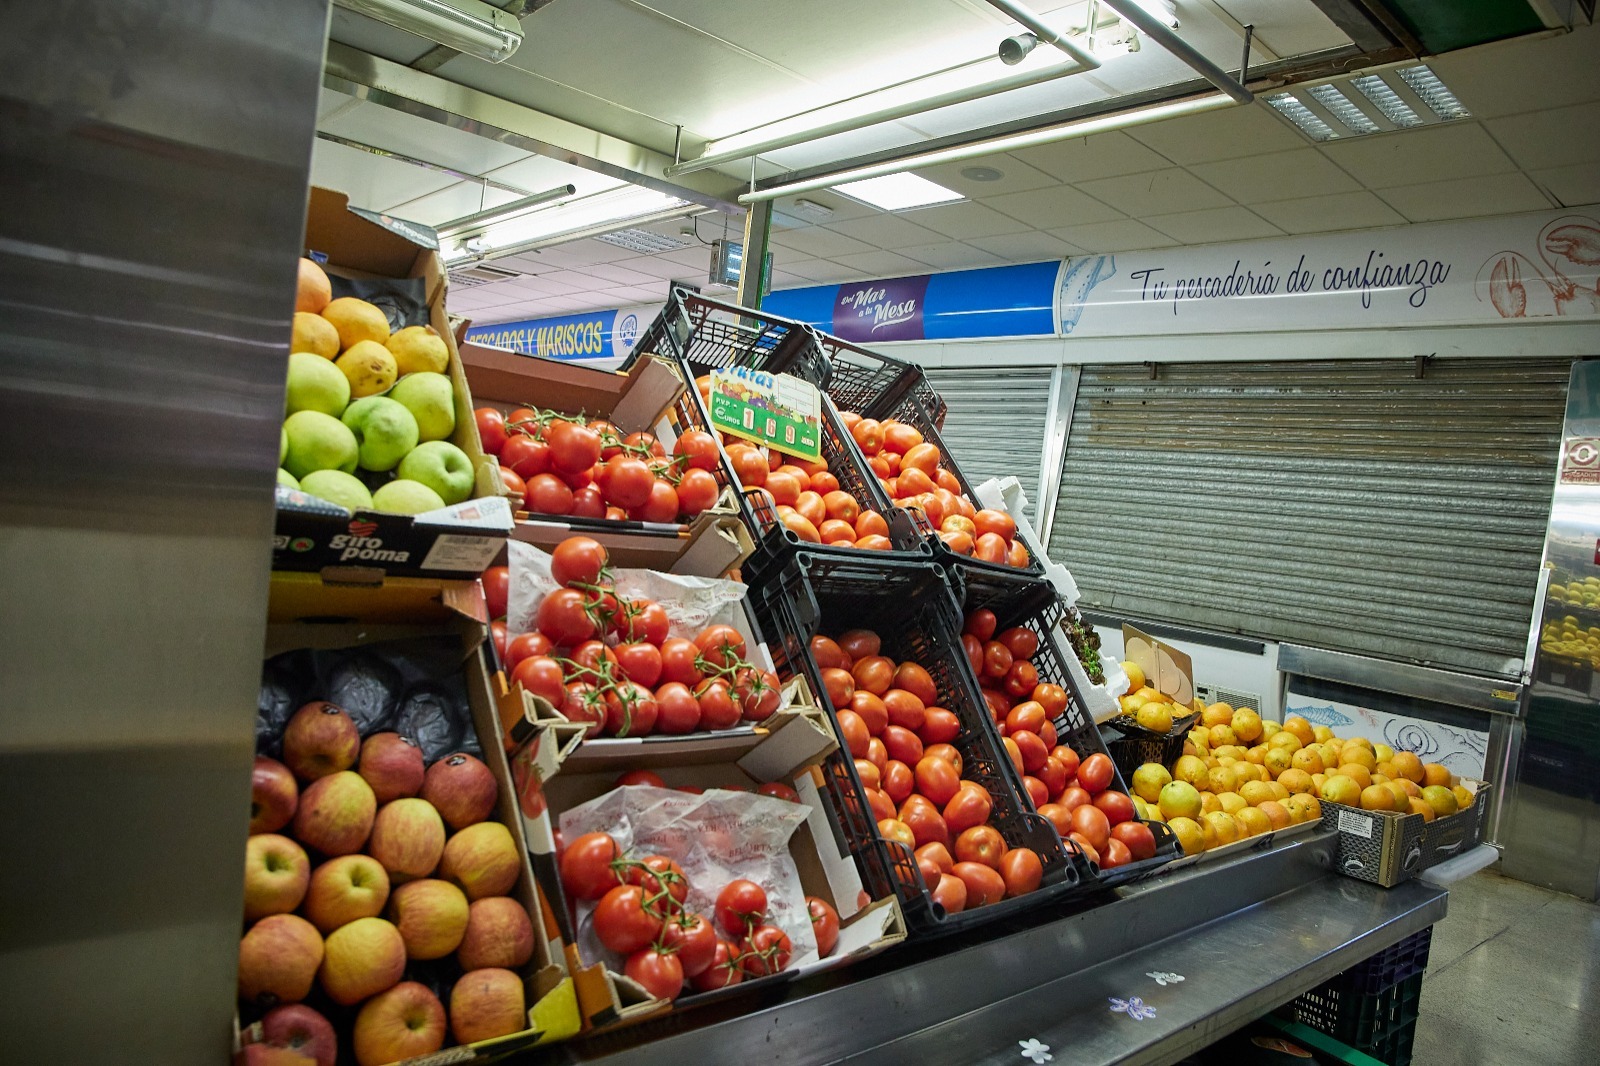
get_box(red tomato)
[960,634,984,676]
[561,683,607,738]
[604,682,658,737]
[481,568,512,623]
[1022,775,1048,808]
[1004,660,1039,699]
[835,710,870,757]
[672,430,720,472]
[996,627,1039,662]
[623,854,689,913]
[851,656,895,696]
[602,456,654,509]
[923,743,962,775]
[807,896,840,957]
[624,944,684,1000]
[918,707,961,746]
[503,630,554,673]
[739,924,792,977]
[849,692,888,735]
[1032,683,1068,717]
[1094,790,1136,827]
[613,642,662,688]
[728,447,767,488]
[890,662,938,706]
[734,668,783,722]
[653,681,701,734]
[882,725,923,766]
[983,689,1012,723]
[865,738,888,775]
[914,756,961,807]
[999,848,1043,897]
[917,854,942,890]
[878,818,916,851]
[810,471,841,495]
[1002,736,1024,777]
[1005,702,1046,736]
[943,782,992,835]
[1007,539,1032,568]
[756,782,799,803]
[882,759,914,805]
[819,518,855,544]
[850,418,884,455]
[660,911,717,977]
[594,885,663,953]
[973,509,1017,542]
[501,434,550,479]
[974,532,1008,564]
[765,471,802,507]
[1036,756,1069,798]
[676,468,719,516]
[1059,785,1092,812]
[964,609,998,643]
[545,420,601,475]
[714,880,768,937]
[821,668,856,710]
[793,491,826,529]
[883,688,926,731]
[952,861,1006,908]
[559,832,622,900]
[511,655,565,706]
[1070,804,1111,852]
[475,407,508,455]
[983,641,1013,679]
[1040,720,1059,750]
[855,510,890,540]
[1101,838,1132,870]
[883,421,923,454]
[1052,745,1081,782]
[1111,820,1157,861]
[547,536,606,589]
[916,841,954,874]
[635,479,680,523]
[810,636,847,669]
[695,624,747,670]
[854,759,882,791]
[655,637,701,688]
[838,629,881,661]
[1069,834,1101,868]
[1078,753,1115,795]
[932,872,967,915]
[526,472,574,516]
[899,443,940,477]
[954,825,1006,869]
[690,939,744,992]
[490,619,509,663]
[536,588,595,645]
[571,484,607,519]
[1038,802,1073,836]
[866,788,896,823]
[899,796,950,849]
[1013,730,1048,774]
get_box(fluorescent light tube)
[835,173,965,210]
[445,186,693,263]
[334,0,523,64]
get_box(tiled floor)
[1411,868,1600,1064]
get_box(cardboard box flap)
[736,707,837,783]
[265,572,487,627]
[276,487,514,532]
[460,345,685,434]
[305,186,434,278]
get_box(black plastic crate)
[869,391,1049,597]
[749,552,1077,934]
[809,329,947,429]
[629,287,829,386]
[1282,931,1432,1065]
[955,577,1181,890]
[1099,712,1202,782]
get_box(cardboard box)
[254,571,583,1059]
[461,342,754,578]
[1319,779,1492,888]
[272,188,511,579]
[507,684,905,1033]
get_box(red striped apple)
[388,878,469,960]
[421,753,498,830]
[282,702,360,781]
[243,834,310,922]
[293,771,375,856]
[353,981,446,1066]
[238,914,323,1004]
[259,1004,336,1066]
[319,916,406,1005]
[358,732,425,803]
[250,756,299,834]
[457,896,535,970]
[450,968,526,1043]
[439,821,520,900]
[367,798,445,882]
[304,854,389,933]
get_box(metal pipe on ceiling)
[1097,0,1255,102]
[664,52,1099,178]
[435,183,577,239]
[314,131,534,196]
[737,90,1237,204]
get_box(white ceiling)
[306,5,1600,326]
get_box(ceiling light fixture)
[835,174,965,211]
[443,186,694,265]
[593,227,690,253]
[738,92,1237,205]
[435,184,577,241]
[1348,75,1422,127]
[791,198,836,220]
[1265,63,1470,142]
[1305,84,1380,135]
[1397,65,1471,120]
[1266,94,1339,141]
[333,0,523,63]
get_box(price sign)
[708,368,822,462]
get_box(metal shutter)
[923,366,1055,520]
[1049,358,1571,679]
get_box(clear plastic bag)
[558,785,819,969]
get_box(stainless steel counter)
[540,831,1447,1066]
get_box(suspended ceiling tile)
[1075,168,1233,216]
[1250,190,1408,234]
[829,250,938,276]
[581,262,666,287]
[1187,149,1362,204]
[327,7,437,66]
[1484,101,1600,170]
[1318,122,1519,189]
[1045,218,1180,252]
[1528,163,1600,209]
[310,139,456,216]
[625,255,705,281]
[769,190,879,223]
[320,98,530,177]
[776,259,852,283]
[384,183,522,226]
[914,154,1061,197]
[1010,131,1172,184]
[828,213,948,250]
[1428,21,1600,120]
[1143,205,1284,243]
[965,231,1086,260]
[983,184,1125,227]
[1127,103,1307,164]
[1376,172,1552,222]
[783,260,872,284]
[895,242,1008,270]
[767,227,879,258]
[910,201,1034,240]
[1207,0,1349,56]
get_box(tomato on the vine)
[636,479,680,523]
[571,485,606,518]
[536,588,595,644]
[660,911,718,978]
[504,631,554,673]
[714,880,767,937]
[738,925,792,977]
[659,638,703,687]
[570,639,618,679]
[511,655,565,706]
[675,467,719,516]
[690,940,743,992]
[482,566,510,620]
[653,681,701,734]
[558,832,621,900]
[756,782,799,802]
[604,681,658,737]
[501,435,549,479]
[623,854,689,915]
[615,642,663,688]
[694,679,740,731]
[673,430,720,472]
[475,407,508,455]
[614,600,669,645]
[695,624,747,670]
[561,682,607,738]
[490,619,509,664]
[593,884,663,954]
[735,668,782,721]
[550,536,607,588]
[625,944,683,1001]
[602,456,654,509]
[614,769,666,789]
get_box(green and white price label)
[708,368,822,462]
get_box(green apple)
[277,468,300,490]
[342,396,419,472]
[388,372,455,442]
[285,351,351,417]
[397,441,474,505]
[280,427,288,465]
[283,411,359,479]
[300,470,375,513]
[371,479,446,515]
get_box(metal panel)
[1279,643,1524,715]
[923,365,1056,520]
[1049,358,1570,679]
[0,0,329,1061]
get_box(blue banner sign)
[464,308,648,361]
[763,261,1062,341]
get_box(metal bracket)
[1414,353,1435,379]
[1240,24,1254,82]
[1145,361,1160,380]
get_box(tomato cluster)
[962,609,1157,871]
[804,628,1045,915]
[838,411,1031,568]
[558,829,837,1001]
[494,537,782,737]
[475,406,722,523]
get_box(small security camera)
[999,32,1038,65]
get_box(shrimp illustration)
[1477,215,1600,318]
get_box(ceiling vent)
[1266,63,1470,142]
[593,227,689,253]
[447,262,525,288]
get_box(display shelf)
[532,831,1447,1066]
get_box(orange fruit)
[1360,785,1395,811]
[1202,703,1235,729]
[1268,781,1291,802]
[1258,800,1292,830]
[1291,748,1325,776]
[297,257,332,314]
[1168,817,1204,855]
[1237,807,1272,837]
[1342,745,1378,772]
[1422,763,1453,788]
[1264,748,1293,778]
[1209,724,1237,748]
[1452,784,1475,810]
[1391,752,1425,784]
[1278,769,1315,795]
[1204,811,1240,846]
[1409,796,1436,822]
[1337,763,1373,790]
[1231,709,1264,743]
[1283,716,1315,746]
[1240,780,1275,807]
[1319,775,1361,806]
[1287,794,1322,822]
